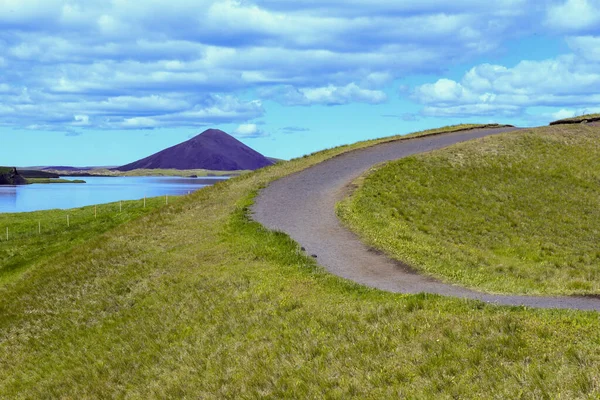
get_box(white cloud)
[528,106,600,125]
[413,79,476,105]
[412,52,600,119]
[0,91,264,130]
[0,0,585,130]
[551,109,576,120]
[233,123,267,138]
[120,117,158,129]
[303,83,387,105]
[72,114,90,126]
[546,0,600,32]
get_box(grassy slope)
[550,113,600,125]
[0,197,173,286]
[1,124,600,398]
[338,125,600,295]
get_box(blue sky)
[1,0,600,166]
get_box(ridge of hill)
[550,113,600,125]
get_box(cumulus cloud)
[0,92,264,130]
[413,79,476,105]
[72,114,90,126]
[551,109,577,120]
[233,123,268,138]
[411,50,600,120]
[0,0,560,130]
[546,0,600,33]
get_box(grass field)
[1,124,600,398]
[338,124,600,295]
[0,197,173,286]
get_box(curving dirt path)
[252,127,600,311]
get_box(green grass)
[338,124,600,295]
[0,196,174,286]
[2,124,600,398]
[550,113,600,125]
[26,178,86,184]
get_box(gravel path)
[252,127,600,311]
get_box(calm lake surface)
[0,176,228,213]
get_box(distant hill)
[24,166,117,171]
[19,170,60,179]
[116,129,274,172]
[39,166,95,171]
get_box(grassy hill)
[338,124,600,295]
[1,124,600,398]
[550,113,600,125]
[0,197,170,286]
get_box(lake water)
[0,176,228,213]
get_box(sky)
[1,0,600,166]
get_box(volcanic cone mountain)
[117,129,273,171]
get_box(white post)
[38,221,41,234]
[166,194,168,205]
[5,227,8,241]
[144,196,146,208]
[67,215,70,227]
[120,201,122,213]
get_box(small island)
[27,178,86,184]
[0,167,28,185]
[0,167,85,185]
